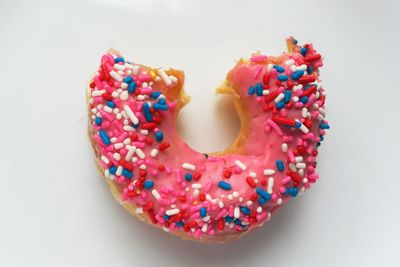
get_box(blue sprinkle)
[234,219,242,225]
[158,98,166,105]
[320,123,330,129]
[163,214,170,220]
[320,135,324,142]
[307,66,313,74]
[295,121,302,128]
[185,173,193,181]
[248,85,256,95]
[114,57,125,63]
[255,83,263,96]
[155,131,164,142]
[106,101,115,108]
[276,160,284,172]
[224,216,233,223]
[123,76,133,83]
[109,166,117,175]
[258,198,267,205]
[300,47,307,56]
[278,75,288,81]
[218,181,232,191]
[291,70,304,81]
[256,187,271,201]
[293,39,298,45]
[122,169,132,179]
[99,130,111,145]
[143,180,154,189]
[142,102,153,122]
[300,96,309,104]
[240,206,250,215]
[150,91,162,99]
[153,103,168,110]
[284,90,291,103]
[199,207,207,217]
[276,101,285,109]
[128,82,137,93]
[273,65,285,73]
[287,187,298,197]
[176,221,183,227]
[95,117,102,126]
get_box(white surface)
[1,0,399,266]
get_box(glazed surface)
[87,37,328,241]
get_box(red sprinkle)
[304,54,321,62]
[264,90,280,103]
[193,172,202,181]
[246,176,257,188]
[159,142,170,151]
[298,75,316,84]
[142,122,157,130]
[223,168,232,179]
[287,171,302,184]
[272,116,297,127]
[302,85,317,97]
[217,219,225,231]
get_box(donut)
[87,37,329,243]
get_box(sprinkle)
[182,163,196,171]
[99,130,111,145]
[143,180,154,189]
[122,169,133,179]
[155,131,164,142]
[218,181,232,191]
[273,65,285,73]
[200,207,207,217]
[291,70,304,80]
[282,143,288,152]
[114,57,125,63]
[277,75,288,81]
[152,189,161,199]
[192,183,202,189]
[109,70,122,81]
[276,160,284,172]
[246,176,257,188]
[92,90,106,97]
[128,82,137,93]
[234,207,240,218]
[256,187,271,201]
[234,160,247,171]
[150,91,162,99]
[263,169,275,175]
[319,123,330,129]
[255,83,263,96]
[150,149,158,157]
[142,103,153,122]
[101,155,110,164]
[165,208,180,216]
[123,105,139,125]
[274,93,285,103]
[267,177,274,194]
[158,68,172,86]
[272,116,297,127]
[153,103,168,110]
[295,119,310,133]
[123,76,132,83]
[135,148,145,159]
[240,206,250,215]
[185,173,193,181]
[95,117,102,126]
[248,85,256,95]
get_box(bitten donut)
[87,37,329,243]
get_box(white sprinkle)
[295,119,309,133]
[169,75,178,83]
[92,90,106,97]
[125,146,136,161]
[113,153,121,161]
[152,189,161,200]
[135,148,145,159]
[298,169,304,176]
[113,108,120,115]
[116,113,122,119]
[203,215,210,222]
[218,201,224,208]
[103,106,113,113]
[114,143,123,150]
[303,177,308,183]
[232,191,239,198]
[110,137,117,143]
[133,65,140,75]
[109,174,115,181]
[101,155,110,164]
[293,96,299,102]
[123,105,139,125]
[201,223,208,233]
[249,172,257,178]
[289,163,297,172]
[246,200,253,206]
[267,63,273,71]
[298,64,307,71]
[285,59,295,66]
[274,93,285,103]
[114,64,125,70]
[137,95,145,101]
[117,88,123,94]
[277,198,283,205]
[295,156,303,162]
[296,163,306,169]
[150,149,158,157]
[290,65,297,72]
[104,169,110,178]
[239,197,243,202]
[227,194,233,200]
[234,160,247,171]
[257,207,262,213]
[120,82,128,89]
[123,138,131,145]
[136,207,143,214]
[282,143,288,152]
[234,207,240,218]
[192,183,202,189]
[91,108,97,114]
[166,208,180,216]
[116,166,123,176]
[132,157,138,163]
[206,194,213,201]
[140,130,148,135]
[267,177,274,194]
[262,90,270,95]
[111,92,119,99]
[193,189,200,197]
[302,107,308,118]
[120,91,129,101]
[158,68,172,86]
[123,125,136,132]
[263,169,275,175]
[109,70,122,81]
[182,163,196,171]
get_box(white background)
[1,0,399,266]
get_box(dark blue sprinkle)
[295,121,302,128]
[278,75,288,81]
[106,101,115,108]
[122,169,132,179]
[276,160,284,172]
[284,90,291,103]
[150,91,162,99]
[185,173,192,181]
[163,214,170,220]
[95,117,102,126]
[218,181,232,191]
[128,82,137,93]
[255,83,263,96]
[273,65,285,73]
[155,131,164,142]
[287,187,298,197]
[224,216,234,222]
[132,123,139,128]
[153,103,168,110]
[142,102,153,122]
[176,221,183,227]
[291,70,304,81]
[300,96,309,104]
[158,98,166,105]
[114,57,125,63]
[234,219,242,225]
[320,123,330,129]
[240,206,250,215]
[293,39,298,45]
[320,135,325,142]
[199,207,207,217]
[256,187,271,201]
[143,180,154,189]
[276,102,285,109]
[123,76,133,84]
[307,66,313,74]
[258,198,267,205]
[248,85,256,95]
[300,47,308,56]
[99,130,111,145]
[109,166,117,175]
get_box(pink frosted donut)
[87,37,329,242]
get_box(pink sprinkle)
[216,209,228,220]
[205,181,212,192]
[283,135,293,142]
[175,169,182,183]
[228,205,234,217]
[151,169,158,176]
[267,119,283,136]
[281,176,291,185]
